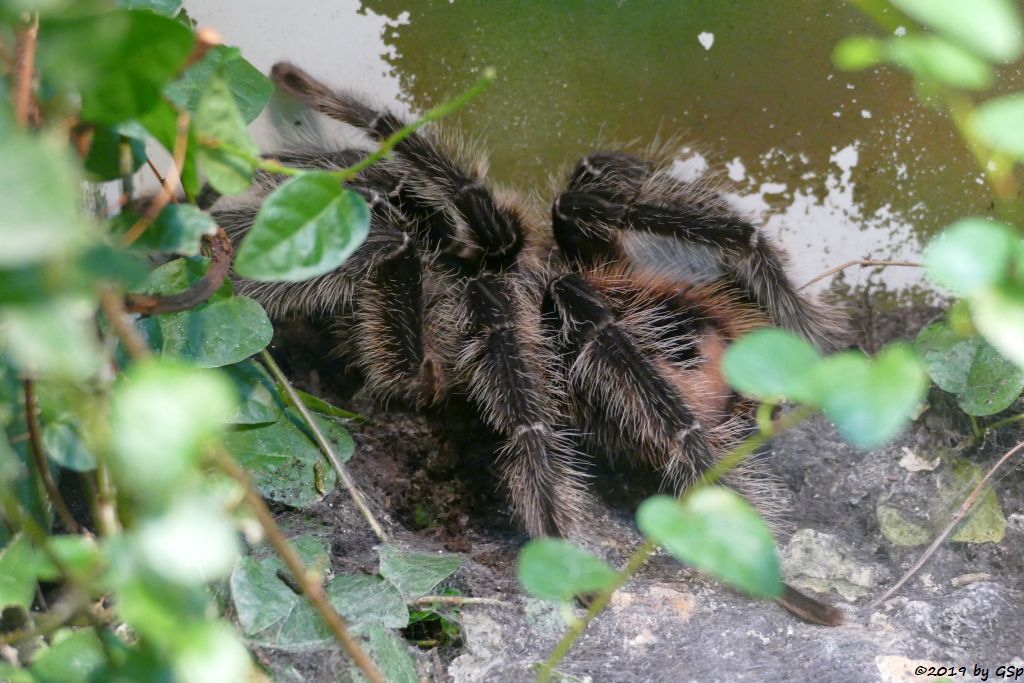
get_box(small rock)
[781,529,876,600]
[898,447,939,472]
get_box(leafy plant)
[0,2,491,681]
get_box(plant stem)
[799,259,921,291]
[536,406,815,682]
[13,15,38,128]
[872,437,1024,606]
[99,287,152,361]
[198,67,496,183]
[122,110,190,246]
[23,379,82,534]
[214,451,385,683]
[259,350,387,542]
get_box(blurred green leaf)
[357,626,417,683]
[378,545,460,598]
[39,10,195,123]
[0,134,85,267]
[234,172,370,282]
[33,534,101,582]
[832,36,884,70]
[222,360,281,424]
[222,417,339,508]
[972,95,1024,158]
[0,298,104,380]
[971,284,1024,369]
[173,620,252,683]
[29,628,108,683]
[43,418,97,471]
[83,125,147,181]
[890,0,1023,62]
[194,72,259,195]
[119,0,182,15]
[637,491,782,599]
[0,535,37,614]
[517,539,616,601]
[811,344,928,449]
[924,218,1017,297]
[914,322,1024,415]
[110,360,235,501]
[134,494,241,584]
[167,45,272,123]
[885,35,994,90]
[113,204,216,257]
[722,328,822,403]
[137,98,201,198]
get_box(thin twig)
[799,259,921,291]
[99,287,152,361]
[537,407,816,682]
[197,67,496,183]
[23,380,82,534]
[13,15,39,128]
[121,110,190,247]
[871,438,1024,607]
[214,452,385,683]
[124,226,233,315]
[411,596,510,607]
[145,158,167,186]
[260,350,387,542]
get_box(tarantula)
[212,63,844,624]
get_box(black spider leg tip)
[462,274,586,538]
[565,151,653,200]
[554,181,842,351]
[270,61,521,268]
[546,273,715,492]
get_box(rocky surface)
[262,308,1024,683]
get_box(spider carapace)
[213,63,846,626]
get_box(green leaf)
[38,10,195,123]
[0,298,104,380]
[111,360,235,502]
[947,459,1005,543]
[134,494,242,584]
[42,418,97,471]
[722,328,822,403]
[231,536,329,645]
[516,539,616,601]
[137,294,274,368]
[972,95,1024,158]
[234,172,370,282]
[166,45,273,123]
[114,203,217,256]
[138,98,201,198]
[222,418,338,508]
[0,535,37,615]
[223,360,281,424]
[195,71,260,195]
[914,322,1024,415]
[173,621,252,683]
[282,387,364,421]
[0,134,85,267]
[119,0,182,15]
[29,629,107,683]
[832,36,884,70]
[33,535,101,582]
[811,344,929,449]
[925,218,1017,297]
[356,626,418,683]
[378,545,460,598]
[83,125,147,181]
[885,35,994,91]
[971,284,1024,369]
[890,0,1023,62]
[327,574,409,633]
[637,491,782,599]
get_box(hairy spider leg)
[271,62,522,268]
[545,273,717,492]
[455,274,587,538]
[553,152,843,351]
